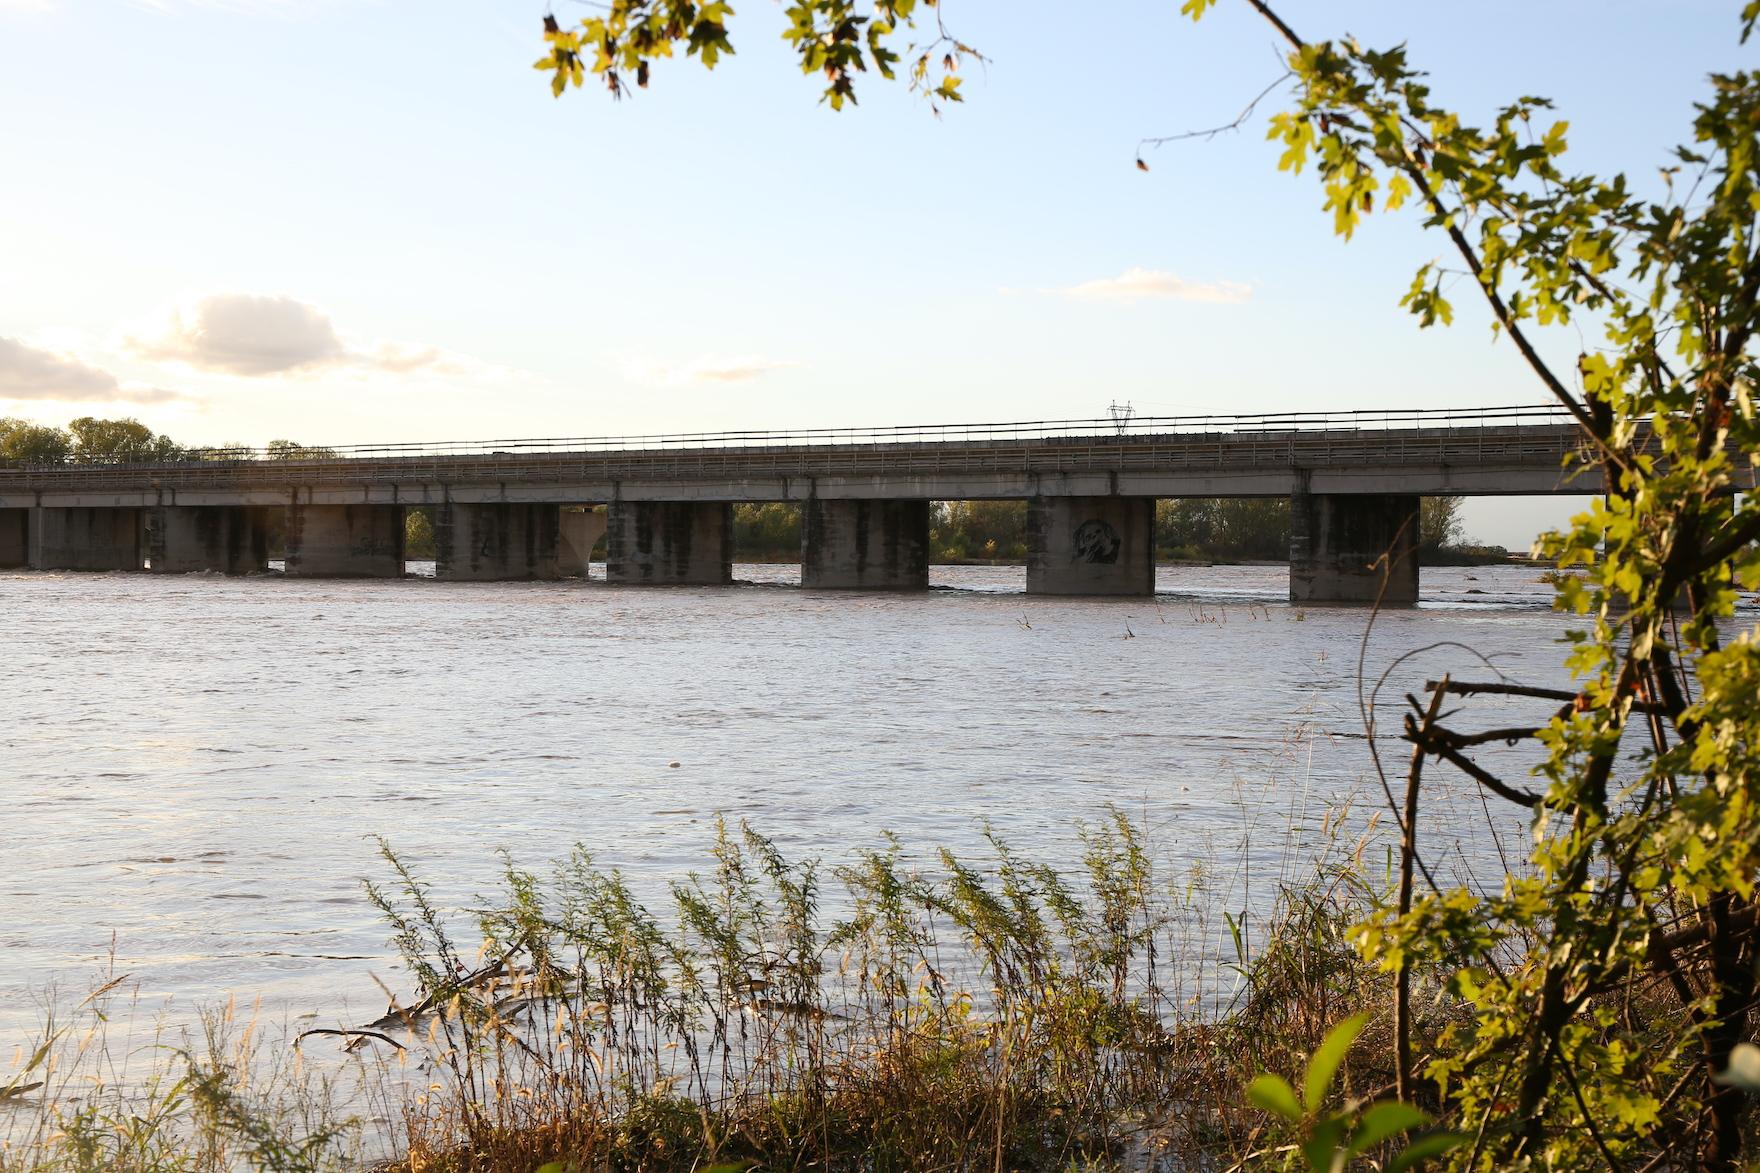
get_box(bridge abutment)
[559,507,607,577]
[0,508,27,568]
[27,506,143,571]
[1289,491,1418,605]
[283,504,405,577]
[801,498,929,590]
[1025,496,1156,596]
[147,505,270,574]
[606,501,732,585]
[435,502,562,581]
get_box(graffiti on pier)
[1071,519,1120,564]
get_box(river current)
[0,563,1615,1049]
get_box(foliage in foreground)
[1210,4,1760,1169]
[0,985,361,1172]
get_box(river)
[0,562,1608,1050]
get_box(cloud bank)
[1059,267,1252,304]
[0,336,187,405]
[127,293,445,376]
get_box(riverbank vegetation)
[0,416,338,467]
[730,497,1504,565]
[3,811,1430,1172]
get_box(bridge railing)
[4,403,1581,470]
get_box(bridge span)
[0,405,1610,603]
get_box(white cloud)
[0,336,189,405]
[127,293,444,377]
[620,354,800,389]
[130,294,346,375]
[1057,267,1252,305]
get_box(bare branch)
[1136,70,1292,163]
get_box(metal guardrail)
[0,403,1580,470]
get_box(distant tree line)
[729,497,1495,564]
[0,415,336,467]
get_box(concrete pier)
[146,505,269,574]
[435,503,561,581]
[1289,491,1418,604]
[559,507,607,577]
[283,504,405,577]
[605,501,731,585]
[0,508,26,568]
[28,506,142,571]
[1025,496,1155,595]
[801,498,929,590]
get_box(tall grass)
[359,810,1392,1171]
[0,974,364,1172]
[2,810,1402,1171]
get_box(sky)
[0,1,1750,547]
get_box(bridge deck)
[0,419,1606,507]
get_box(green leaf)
[1300,1114,1348,1173]
[1386,1131,1470,1173]
[1246,1073,1303,1122]
[1347,1100,1430,1156]
[1304,1013,1368,1112]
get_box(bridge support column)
[27,506,143,571]
[802,498,929,590]
[605,501,731,585]
[147,505,269,574]
[283,504,405,577]
[1025,496,1155,596]
[1289,491,1418,605]
[559,507,607,577]
[435,502,561,581]
[0,508,27,568]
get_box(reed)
[360,810,1396,1171]
[1,809,1404,1171]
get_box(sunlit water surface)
[0,563,1675,1049]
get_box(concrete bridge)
[0,405,1610,603]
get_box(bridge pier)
[1025,496,1155,596]
[147,505,270,574]
[802,498,929,590]
[1289,491,1418,605]
[435,502,561,581]
[606,501,731,585]
[27,506,143,571]
[283,504,405,577]
[0,508,26,568]
[559,507,607,577]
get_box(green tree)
[535,2,1760,1166]
[733,502,802,560]
[1155,498,1290,560]
[405,508,437,560]
[931,499,1025,561]
[265,439,340,461]
[67,416,182,463]
[0,417,72,465]
[1417,497,1467,553]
